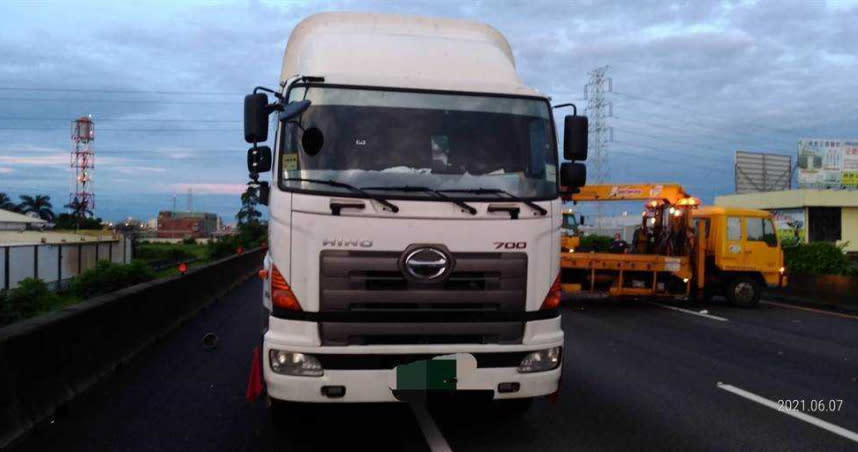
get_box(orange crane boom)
[568,183,695,205]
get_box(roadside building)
[715,189,858,253]
[156,211,219,239]
[0,208,46,231]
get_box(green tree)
[54,213,103,230]
[64,196,94,229]
[237,186,262,225]
[18,194,55,221]
[0,192,18,211]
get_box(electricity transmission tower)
[585,66,613,226]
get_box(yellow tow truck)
[560,183,786,307]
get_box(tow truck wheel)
[726,277,760,308]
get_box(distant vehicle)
[242,12,588,416]
[560,183,786,307]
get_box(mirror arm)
[553,102,579,116]
[254,85,284,101]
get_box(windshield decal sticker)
[282,152,298,171]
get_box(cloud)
[114,166,167,174]
[0,167,13,174]
[2,0,857,219]
[0,155,70,166]
[168,183,246,195]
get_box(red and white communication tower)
[70,116,95,215]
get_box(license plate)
[391,353,478,391]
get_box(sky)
[1,0,857,222]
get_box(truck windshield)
[278,86,558,200]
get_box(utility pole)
[585,66,613,228]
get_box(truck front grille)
[318,250,527,345]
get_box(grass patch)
[135,242,209,263]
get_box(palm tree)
[65,197,93,219]
[236,186,262,224]
[0,192,18,212]
[18,194,54,221]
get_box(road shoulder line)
[761,300,858,321]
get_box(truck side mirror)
[564,115,588,161]
[244,93,270,144]
[247,146,272,173]
[560,162,586,189]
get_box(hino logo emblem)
[404,247,449,280]
[322,239,373,248]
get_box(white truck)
[243,12,588,415]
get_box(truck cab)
[243,12,587,411]
[692,206,785,306]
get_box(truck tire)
[726,276,760,308]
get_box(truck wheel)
[726,277,760,308]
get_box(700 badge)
[494,241,526,249]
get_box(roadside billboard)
[797,138,858,189]
[734,151,792,193]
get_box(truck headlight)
[269,350,323,377]
[517,347,561,373]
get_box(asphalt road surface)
[15,278,858,451]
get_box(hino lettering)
[322,239,373,247]
[243,12,588,416]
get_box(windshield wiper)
[283,178,399,213]
[361,185,477,215]
[437,188,548,216]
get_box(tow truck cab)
[243,12,587,407]
[691,206,786,305]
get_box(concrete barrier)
[0,247,265,449]
[768,273,858,311]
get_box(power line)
[0,97,237,104]
[612,91,798,136]
[0,127,241,131]
[611,114,795,146]
[613,140,730,166]
[616,127,735,156]
[0,117,240,122]
[611,147,723,178]
[0,86,241,95]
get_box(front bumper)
[265,364,561,403]
[263,316,563,403]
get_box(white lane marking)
[761,300,858,321]
[717,382,858,444]
[410,402,453,452]
[651,302,728,322]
